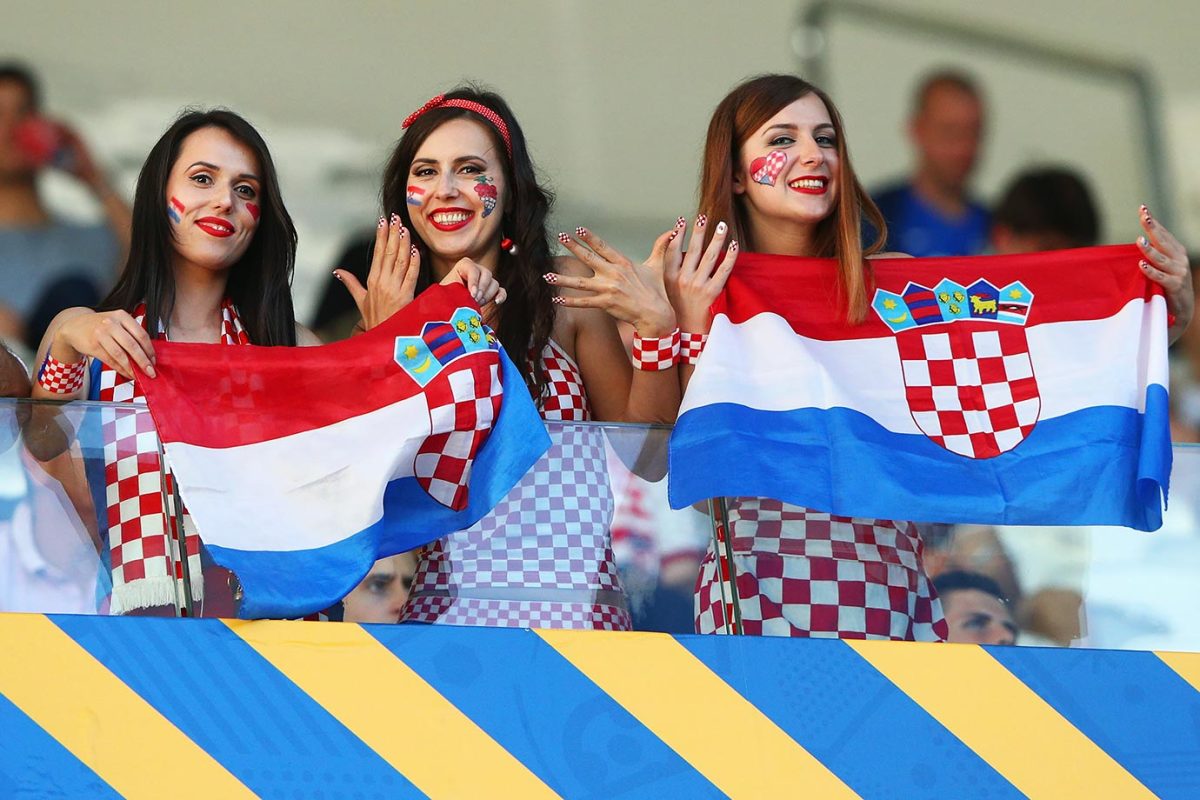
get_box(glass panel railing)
[3,396,1199,652]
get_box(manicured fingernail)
[696,214,707,227]
[676,216,686,228]
[398,225,408,236]
[333,271,342,281]
[716,221,727,234]
[542,273,558,284]
[390,213,400,226]
[378,216,386,228]
[146,365,157,378]
[557,232,571,244]
[1140,259,1151,270]
[730,240,739,251]
[551,296,565,305]
[1139,236,1149,247]
[411,245,418,257]
[668,231,678,242]
[575,226,587,238]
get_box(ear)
[732,167,747,196]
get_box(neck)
[746,216,820,257]
[429,243,500,282]
[912,170,967,217]
[166,258,230,342]
[0,177,48,225]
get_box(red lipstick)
[427,207,474,232]
[196,216,235,238]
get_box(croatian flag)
[140,284,549,618]
[669,245,1171,531]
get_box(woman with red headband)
[344,86,684,630]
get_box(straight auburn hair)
[697,74,886,323]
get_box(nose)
[433,169,459,199]
[798,137,824,168]
[990,623,1015,646]
[211,182,236,213]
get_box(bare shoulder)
[868,251,913,260]
[295,324,323,347]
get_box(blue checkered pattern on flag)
[140,284,549,618]
[669,245,1172,531]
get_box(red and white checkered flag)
[414,359,503,510]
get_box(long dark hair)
[99,109,298,345]
[698,74,885,323]
[381,86,555,399]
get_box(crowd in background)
[2,59,1197,646]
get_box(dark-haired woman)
[350,88,680,630]
[31,110,309,612]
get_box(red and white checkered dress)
[695,499,947,640]
[91,300,249,613]
[400,338,632,630]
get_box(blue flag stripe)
[0,693,121,798]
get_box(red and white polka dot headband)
[402,94,513,158]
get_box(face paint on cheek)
[246,202,260,222]
[749,150,788,186]
[406,185,425,207]
[167,196,185,224]
[473,175,497,218]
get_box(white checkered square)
[631,328,680,371]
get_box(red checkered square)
[897,325,1040,459]
[679,331,708,365]
[696,499,946,641]
[415,360,502,510]
[36,354,86,393]
[631,328,680,371]
[534,339,590,421]
[97,300,247,613]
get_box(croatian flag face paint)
[168,196,185,224]
[750,150,788,186]
[407,186,425,207]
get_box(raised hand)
[334,214,421,331]
[1137,204,1192,343]
[441,257,507,306]
[546,225,677,336]
[664,214,738,334]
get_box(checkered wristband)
[679,331,708,365]
[631,328,680,371]
[37,353,86,394]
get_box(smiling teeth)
[789,179,825,190]
[433,212,470,224]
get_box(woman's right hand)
[663,213,738,334]
[334,214,421,331]
[53,308,156,381]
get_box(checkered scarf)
[96,300,249,613]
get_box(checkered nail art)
[696,214,708,227]
[551,295,566,304]
[542,273,558,284]
[676,216,687,227]
[557,232,571,244]
[378,216,387,228]
[575,226,587,238]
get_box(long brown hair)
[381,86,555,402]
[698,74,885,323]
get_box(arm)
[30,306,156,401]
[547,228,681,424]
[1,341,31,398]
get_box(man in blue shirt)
[872,70,988,257]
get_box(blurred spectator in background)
[872,69,988,256]
[991,166,1099,253]
[342,552,416,624]
[0,62,130,353]
[934,570,1017,645]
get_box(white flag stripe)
[682,296,1168,435]
[163,394,429,552]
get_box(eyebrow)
[411,154,489,166]
[763,122,835,136]
[186,161,261,182]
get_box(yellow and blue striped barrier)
[2,613,1199,798]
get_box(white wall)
[4,0,1197,319]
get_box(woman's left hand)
[1137,204,1192,343]
[547,226,677,337]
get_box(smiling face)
[734,94,840,235]
[405,117,506,269]
[164,126,262,274]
